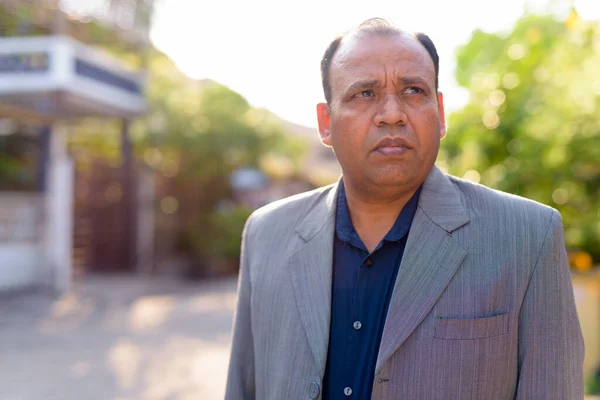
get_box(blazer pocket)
[433,313,509,340]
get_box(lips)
[376,146,409,156]
[373,137,413,156]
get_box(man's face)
[317,33,446,192]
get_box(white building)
[0,34,146,292]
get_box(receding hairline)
[320,18,440,103]
[331,27,426,64]
[330,30,436,78]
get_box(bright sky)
[150,0,598,128]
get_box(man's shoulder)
[446,173,557,222]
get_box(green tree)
[441,11,600,263]
[138,51,307,270]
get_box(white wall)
[0,193,44,291]
[0,243,41,291]
[0,123,74,294]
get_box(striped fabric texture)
[225,165,585,400]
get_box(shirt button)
[366,258,373,267]
[309,381,320,399]
[344,387,353,396]
[353,321,362,330]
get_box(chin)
[371,173,413,188]
[369,164,431,190]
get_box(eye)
[404,86,425,95]
[354,89,375,98]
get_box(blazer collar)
[418,165,470,233]
[294,165,470,241]
[294,179,340,242]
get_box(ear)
[316,102,332,147]
[437,92,446,139]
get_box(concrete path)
[0,274,238,400]
[2,273,596,399]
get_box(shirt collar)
[335,180,422,245]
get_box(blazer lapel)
[288,183,339,376]
[376,166,470,373]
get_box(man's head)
[321,19,440,105]
[316,18,446,197]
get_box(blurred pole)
[121,118,136,270]
[121,118,132,165]
[42,123,74,293]
[51,0,67,35]
[36,125,50,192]
[36,0,64,226]
[134,0,156,274]
[136,165,155,274]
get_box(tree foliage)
[440,12,600,262]
[139,51,307,264]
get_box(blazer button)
[309,381,320,399]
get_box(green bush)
[206,205,253,261]
[586,370,600,395]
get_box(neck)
[342,179,420,252]
[343,179,419,215]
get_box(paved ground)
[0,274,238,400]
[2,273,598,400]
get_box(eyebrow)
[344,80,379,95]
[398,76,429,87]
[343,76,432,95]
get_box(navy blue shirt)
[323,182,421,400]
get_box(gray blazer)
[226,166,584,400]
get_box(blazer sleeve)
[515,209,585,399]
[225,215,256,400]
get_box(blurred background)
[0,0,598,399]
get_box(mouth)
[375,145,410,156]
[373,137,413,156]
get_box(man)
[226,18,584,400]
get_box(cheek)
[411,109,442,144]
[331,114,371,154]
[332,129,362,158]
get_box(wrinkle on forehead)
[330,33,435,97]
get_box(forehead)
[330,33,435,88]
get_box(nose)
[374,94,407,126]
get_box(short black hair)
[320,18,440,104]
